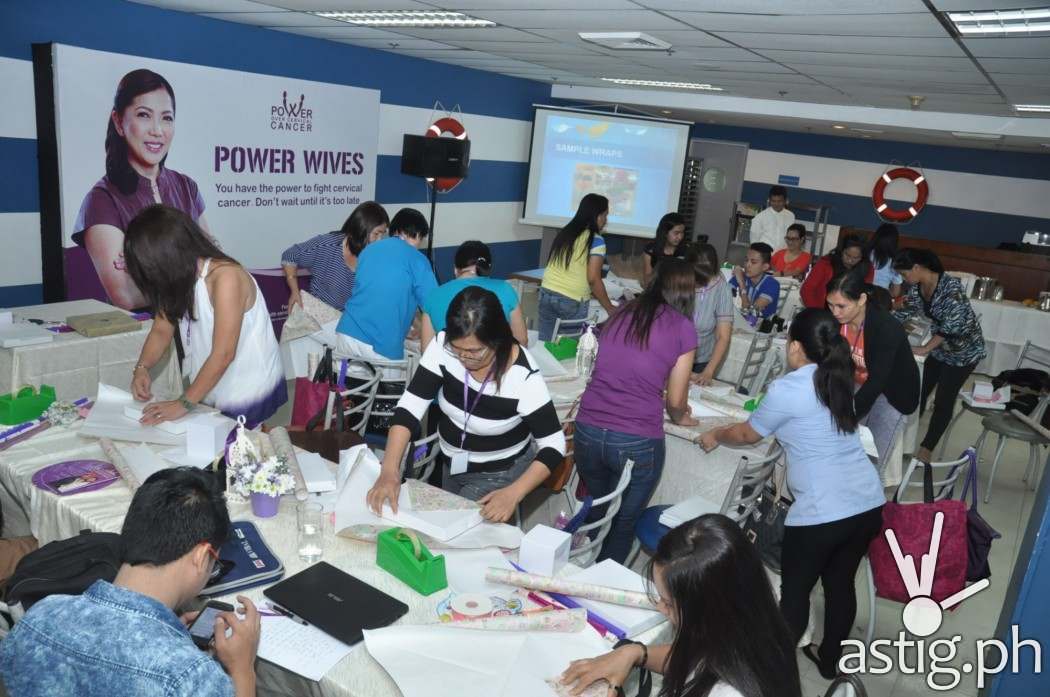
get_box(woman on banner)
[74,69,211,310]
[126,205,286,428]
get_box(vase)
[250,491,281,518]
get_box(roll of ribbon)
[450,593,494,620]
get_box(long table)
[0,299,181,402]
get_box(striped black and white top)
[280,232,354,310]
[391,332,566,474]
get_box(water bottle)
[576,322,598,378]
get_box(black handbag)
[957,449,1001,582]
[742,469,792,574]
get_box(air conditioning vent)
[578,32,672,50]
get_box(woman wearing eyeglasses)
[800,234,873,309]
[770,223,812,280]
[366,286,565,522]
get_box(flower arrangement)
[226,416,294,501]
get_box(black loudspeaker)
[400,134,470,179]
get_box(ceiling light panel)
[311,11,495,27]
[946,7,1050,35]
[601,78,723,90]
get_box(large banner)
[52,44,379,311]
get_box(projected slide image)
[572,164,638,217]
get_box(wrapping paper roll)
[267,426,309,501]
[448,608,588,633]
[484,568,657,610]
[100,437,140,491]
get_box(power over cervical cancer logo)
[272,91,312,132]
[839,512,1041,690]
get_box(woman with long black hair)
[75,69,212,310]
[561,514,801,697]
[826,269,920,476]
[800,234,873,309]
[538,194,616,340]
[125,205,286,428]
[367,286,565,522]
[573,259,699,563]
[892,248,986,462]
[866,223,903,297]
[642,212,688,286]
[698,309,885,680]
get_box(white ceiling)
[130,0,1050,152]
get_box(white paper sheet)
[363,624,609,697]
[334,448,522,549]
[121,443,171,484]
[258,614,353,681]
[0,322,54,347]
[79,384,181,445]
[566,560,665,638]
[444,547,515,595]
[297,451,337,493]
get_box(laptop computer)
[263,561,408,645]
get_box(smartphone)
[187,600,234,649]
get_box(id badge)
[450,450,469,475]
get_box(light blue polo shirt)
[336,236,437,360]
[749,363,885,526]
[423,277,519,334]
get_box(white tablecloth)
[0,421,669,697]
[970,299,1050,376]
[0,300,181,402]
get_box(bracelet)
[613,638,647,669]
[177,394,197,412]
[133,363,149,372]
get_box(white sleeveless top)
[179,259,286,426]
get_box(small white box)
[185,413,235,461]
[519,524,571,577]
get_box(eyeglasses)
[202,542,234,582]
[785,236,801,242]
[444,342,491,362]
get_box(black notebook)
[263,561,408,645]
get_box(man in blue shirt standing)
[730,242,780,320]
[335,208,437,361]
[0,468,260,697]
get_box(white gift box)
[518,524,571,577]
[185,413,236,461]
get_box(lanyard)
[460,368,493,450]
[840,321,865,355]
[746,276,766,304]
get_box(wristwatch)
[177,395,197,412]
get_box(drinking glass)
[297,502,324,563]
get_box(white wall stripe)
[378,103,531,163]
[0,212,43,287]
[383,200,539,248]
[0,58,37,141]
[744,149,1050,220]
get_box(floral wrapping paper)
[99,437,140,490]
[405,478,480,512]
[485,568,658,610]
[447,608,589,633]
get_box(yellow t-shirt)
[541,233,606,301]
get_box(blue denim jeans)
[573,420,666,564]
[537,287,589,342]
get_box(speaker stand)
[425,182,438,273]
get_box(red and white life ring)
[425,117,468,193]
[872,167,929,223]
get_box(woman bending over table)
[366,286,565,523]
[538,194,616,341]
[687,244,733,385]
[561,515,801,697]
[892,248,986,462]
[642,212,688,286]
[126,205,286,427]
[826,269,919,475]
[573,259,699,563]
[698,309,885,680]
[867,223,903,297]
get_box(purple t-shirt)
[73,167,205,246]
[577,306,698,439]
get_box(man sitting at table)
[0,468,261,697]
[730,242,780,320]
